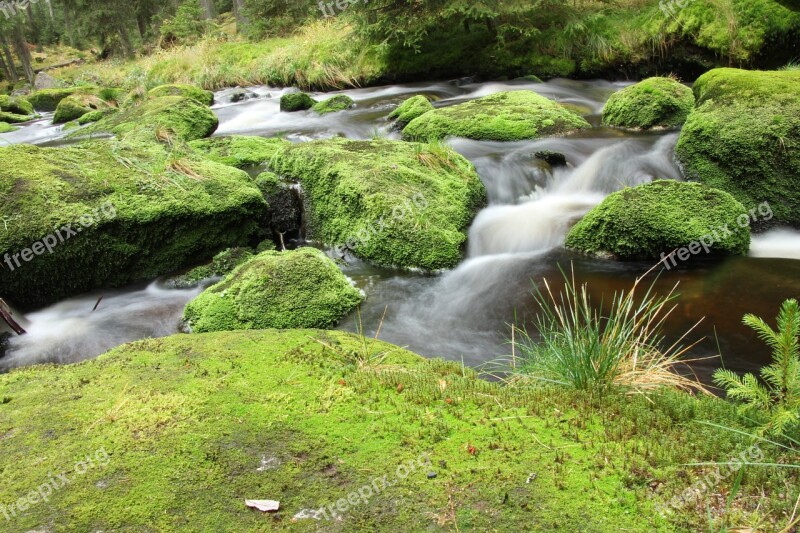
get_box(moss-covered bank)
[602,77,694,130]
[675,68,800,227]
[148,83,215,106]
[402,91,589,141]
[184,248,363,332]
[0,133,266,309]
[270,138,486,270]
[0,329,795,531]
[565,180,751,260]
[188,135,287,168]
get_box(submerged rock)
[402,90,589,141]
[533,150,567,167]
[188,136,288,168]
[270,137,486,270]
[602,77,694,130]
[565,180,751,261]
[80,96,218,141]
[388,95,434,128]
[148,84,215,106]
[312,95,355,115]
[676,68,800,227]
[183,247,363,332]
[280,92,317,112]
[53,94,114,124]
[0,133,266,309]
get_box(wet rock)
[533,150,567,167]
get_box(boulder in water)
[280,92,317,112]
[148,84,214,106]
[602,77,694,130]
[388,95,434,128]
[53,94,114,124]
[312,95,355,115]
[0,95,34,116]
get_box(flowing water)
[2,78,799,382]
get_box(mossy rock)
[0,133,266,309]
[26,87,83,111]
[312,94,355,115]
[0,121,18,133]
[388,95,434,127]
[602,77,694,130]
[0,111,33,124]
[77,108,119,125]
[270,138,487,270]
[402,90,589,141]
[183,247,363,332]
[565,180,751,260]
[80,96,218,141]
[148,84,214,106]
[0,94,33,115]
[167,247,255,288]
[675,68,800,227]
[188,136,288,168]
[279,92,317,112]
[53,94,114,124]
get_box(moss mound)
[53,94,114,124]
[188,136,288,168]
[312,94,355,114]
[279,92,317,112]
[0,94,33,115]
[0,111,33,123]
[565,180,751,260]
[0,133,266,309]
[271,137,486,270]
[1,329,793,530]
[148,84,214,106]
[602,77,695,130]
[402,90,589,141]
[675,68,800,227]
[388,95,434,127]
[167,247,255,288]
[183,247,363,332]
[80,96,218,141]
[0,121,18,133]
[77,108,118,125]
[26,87,82,111]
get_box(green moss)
[270,138,487,270]
[0,329,795,530]
[387,95,434,127]
[279,92,317,112]
[0,132,266,309]
[183,247,363,332]
[601,77,695,130]
[148,84,215,106]
[26,87,83,111]
[77,108,119,125]
[188,136,288,168]
[402,90,590,141]
[169,247,255,288]
[80,96,218,141]
[0,121,18,133]
[0,111,32,124]
[676,68,800,226]
[312,94,355,114]
[53,94,114,124]
[565,180,751,260]
[0,94,33,115]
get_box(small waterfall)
[750,229,800,260]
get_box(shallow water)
[2,78,799,382]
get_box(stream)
[2,78,800,383]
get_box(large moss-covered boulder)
[0,133,266,309]
[0,94,33,115]
[26,87,82,111]
[271,138,486,270]
[312,94,355,115]
[188,136,287,168]
[280,92,317,112]
[565,180,751,260]
[388,95,434,127]
[53,94,113,124]
[602,77,694,130]
[676,68,800,227]
[80,96,218,141]
[148,84,214,106]
[183,247,363,332]
[402,90,589,141]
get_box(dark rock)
[534,150,567,167]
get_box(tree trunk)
[0,48,12,82]
[233,0,248,32]
[26,3,40,44]
[12,22,35,83]
[200,0,216,20]
[0,35,19,83]
[63,6,76,47]
[117,23,134,58]
[45,0,55,20]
